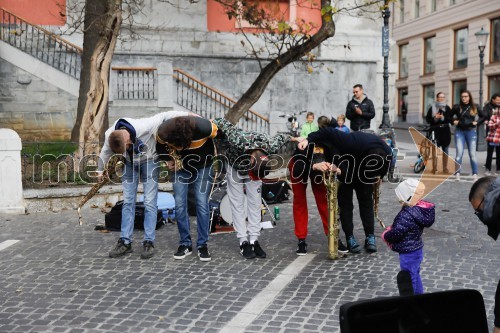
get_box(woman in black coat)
[426,92,452,173]
[426,92,452,153]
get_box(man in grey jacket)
[469,176,500,333]
[98,111,189,259]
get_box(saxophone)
[78,155,124,225]
[324,170,341,260]
[373,178,386,228]
[156,133,183,172]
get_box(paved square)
[0,180,498,332]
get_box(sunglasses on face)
[474,197,485,217]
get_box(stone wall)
[0,58,77,141]
[171,56,379,129]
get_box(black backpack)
[104,201,166,231]
[262,180,291,204]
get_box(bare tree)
[69,0,177,154]
[70,0,108,144]
[67,0,123,159]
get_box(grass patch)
[22,142,78,160]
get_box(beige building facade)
[392,0,500,123]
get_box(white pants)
[226,166,262,241]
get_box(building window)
[492,17,500,63]
[452,80,467,106]
[489,76,500,98]
[400,0,405,23]
[415,0,420,18]
[430,0,436,12]
[398,88,409,121]
[454,27,468,69]
[450,0,456,5]
[424,36,435,74]
[399,44,409,78]
[423,85,435,117]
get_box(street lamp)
[475,27,489,151]
[379,0,391,129]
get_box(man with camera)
[346,84,376,131]
[469,176,500,332]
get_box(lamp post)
[475,27,489,151]
[380,0,391,129]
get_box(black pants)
[338,182,374,238]
[485,144,500,172]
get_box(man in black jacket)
[298,124,392,253]
[346,84,376,131]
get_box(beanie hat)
[395,178,420,204]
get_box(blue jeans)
[172,167,213,248]
[399,248,424,295]
[121,159,159,244]
[455,128,478,175]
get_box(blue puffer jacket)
[382,200,435,253]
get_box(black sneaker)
[109,238,132,258]
[338,239,349,254]
[173,245,193,260]
[296,240,307,256]
[346,236,361,254]
[252,241,267,259]
[240,241,256,259]
[140,240,155,259]
[198,245,212,262]
[365,234,377,253]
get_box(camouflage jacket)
[213,118,289,173]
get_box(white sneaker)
[472,174,478,182]
[455,173,460,182]
[485,171,492,176]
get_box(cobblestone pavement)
[1,179,499,332]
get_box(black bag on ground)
[262,180,291,204]
[104,201,166,231]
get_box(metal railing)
[173,68,270,133]
[112,67,157,100]
[0,7,82,79]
